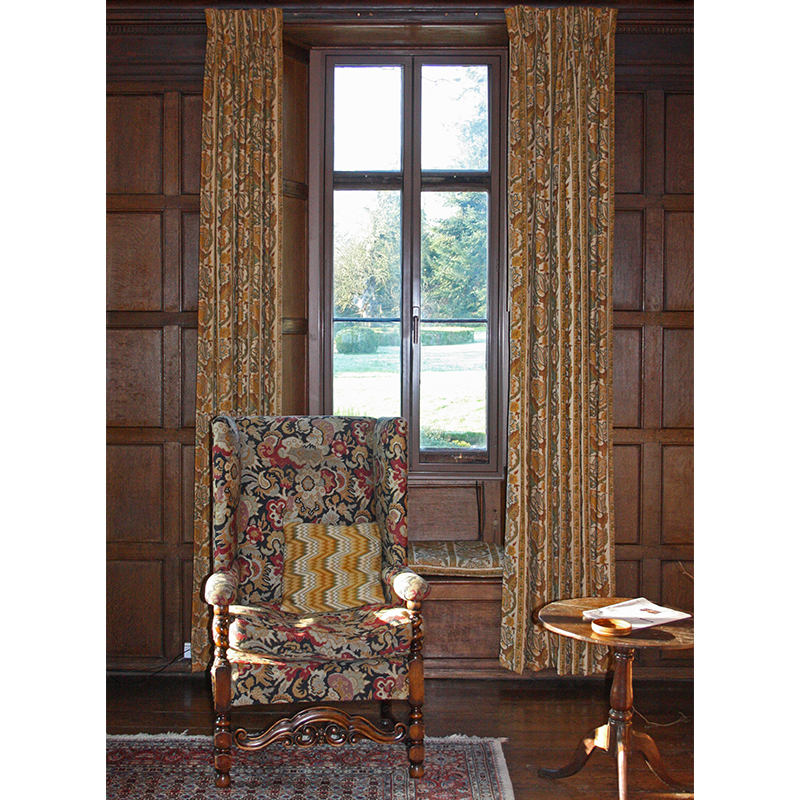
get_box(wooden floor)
[107,673,693,799]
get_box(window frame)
[308,47,508,479]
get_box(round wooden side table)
[537,596,694,800]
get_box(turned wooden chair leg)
[212,605,233,789]
[406,602,425,779]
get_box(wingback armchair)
[204,415,429,788]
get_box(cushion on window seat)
[407,540,504,577]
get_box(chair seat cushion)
[408,540,505,577]
[227,651,410,705]
[228,602,415,662]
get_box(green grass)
[333,342,487,448]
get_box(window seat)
[408,540,504,578]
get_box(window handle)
[412,306,420,345]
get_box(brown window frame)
[308,47,508,479]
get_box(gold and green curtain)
[501,6,617,676]
[191,8,283,671]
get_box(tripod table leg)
[631,729,693,791]
[538,723,610,779]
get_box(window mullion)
[408,56,423,470]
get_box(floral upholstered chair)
[204,415,429,788]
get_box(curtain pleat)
[501,6,616,676]
[190,8,283,671]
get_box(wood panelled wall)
[613,55,694,671]
[107,3,693,677]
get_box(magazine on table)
[582,597,691,631]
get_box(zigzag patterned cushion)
[281,522,385,614]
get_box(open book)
[582,597,691,631]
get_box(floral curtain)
[191,8,283,671]
[501,6,617,676]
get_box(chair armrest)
[204,563,240,606]
[391,567,430,604]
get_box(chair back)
[211,415,408,605]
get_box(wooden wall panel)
[181,328,198,428]
[106,95,164,195]
[613,327,643,429]
[107,213,163,310]
[661,445,694,545]
[107,560,165,658]
[613,444,641,545]
[408,484,481,541]
[661,559,694,613]
[664,93,694,194]
[615,92,644,194]
[107,329,164,427]
[613,210,644,311]
[424,600,501,659]
[107,84,201,671]
[614,47,693,675]
[182,444,196,546]
[615,559,642,599]
[182,212,200,311]
[284,53,309,183]
[283,196,308,320]
[181,94,203,194]
[664,211,694,311]
[107,445,165,544]
[662,328,693,428]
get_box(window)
[310,50,506,476]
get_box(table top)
[538,597,694,650]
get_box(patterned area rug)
[107,734,515,799]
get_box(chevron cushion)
[281,522,385,614]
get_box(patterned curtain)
[191,8,283,671]
[501,6,617,676]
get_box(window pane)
[421,65,488,171]
[333,321,401,418]
[421,192,487,320]
[334,191,401,319]
[419,322,487,450]
[335,66,402,171]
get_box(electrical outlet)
[183,642,191,660]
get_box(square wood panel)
[182,444,196,546]
[613,327,643,428]
[613,210,644,311]
[661,445,693,545]
[662,328,693,428]
[664,211,694,311]
[665,93,693,194]
[614,559,642,598]
[613,444,641,545]
[181,327,198,428]
[423,600,501,659]
[181,93,203,195]
[107,329,164,427]
[615,92,645,194]
[107,444,165,543]
[661,559,694,613]
[283,55,309,185]
[107,560,165,658]
[181,211,200,312]
[107,213,163,311]
[107,94,164,195]
[408,485,481,541]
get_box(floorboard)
[107,673,693,799]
